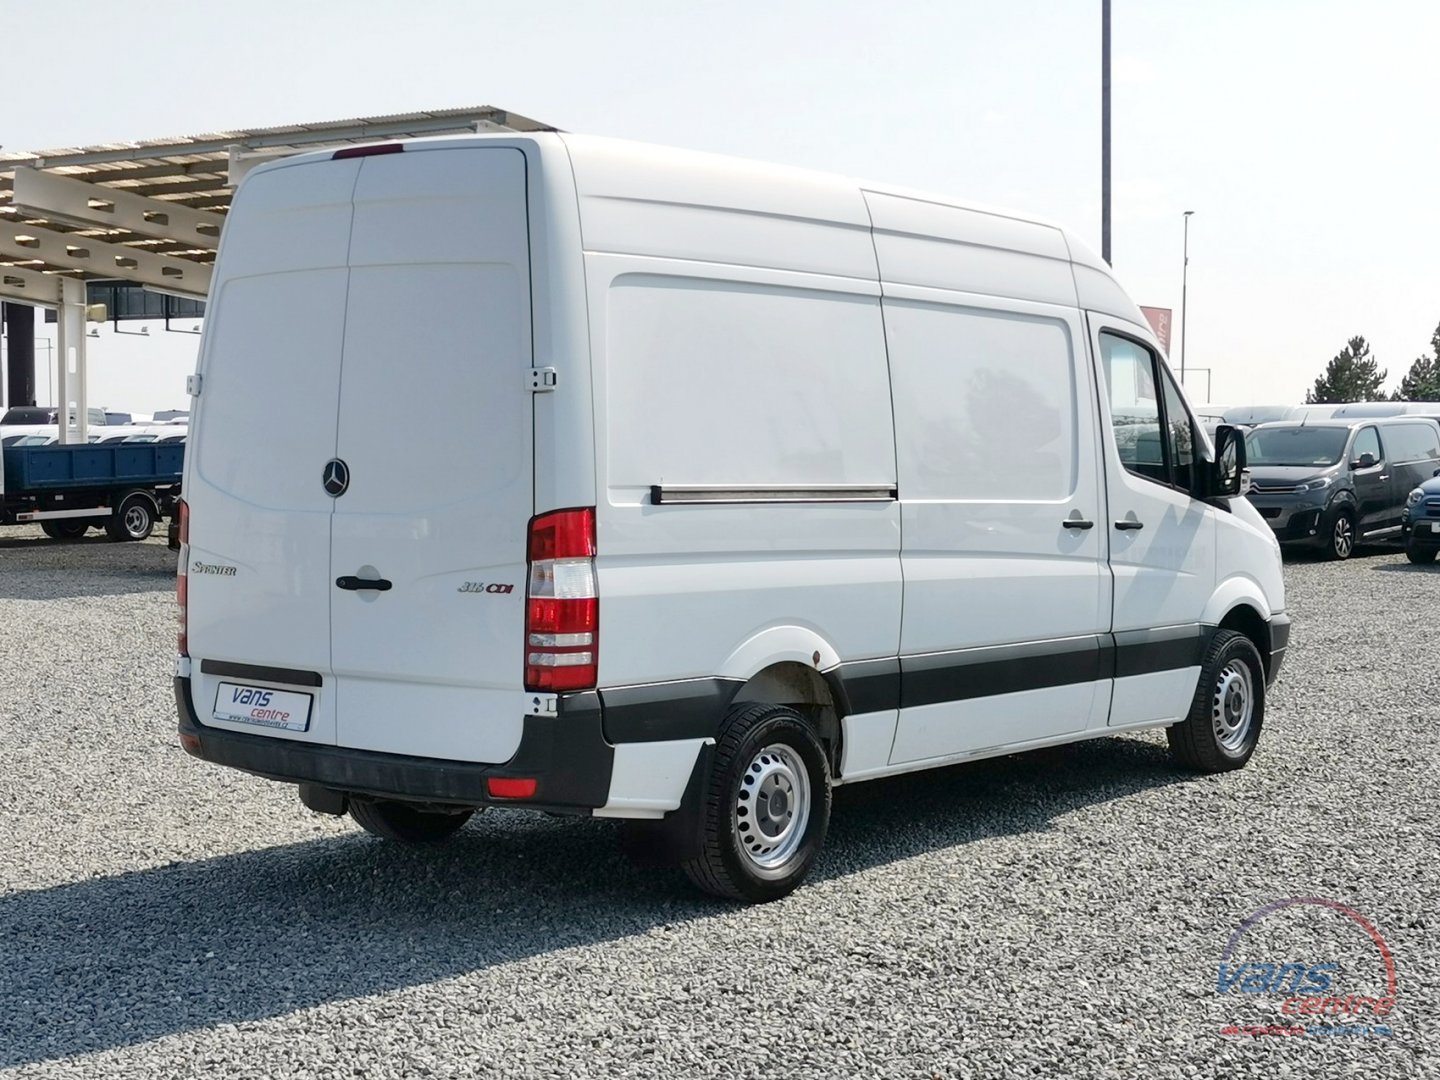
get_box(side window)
[1353,426,1381,464]
[1158,365,1196,491]
[1385,423,1440,463]
[1100,333,1167,485]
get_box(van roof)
[1252,416,1438,430]
[243,131,1149,338]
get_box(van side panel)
[567,139,901,716]
[863,191,1112,768]
[587,256,902,695]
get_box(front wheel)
[349,799,474,843]
[682,703,831,902]
[1405,539,1438,565]
[1321,508,1355,560]
[1167,629,1266,772]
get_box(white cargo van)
[175,133,1289,901]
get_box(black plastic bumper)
[1267,613,1291,688]
[1270,509,1324,544]
[175,677,614,813]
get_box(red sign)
[1140,306,1173,352]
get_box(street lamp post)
[1180,210,1194,383]
[1101,0,1111,265]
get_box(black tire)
[682,703,831,903]
[41,520,89,540]
[106,494,155,542]
[1405,540,1438,565]
[349,799,474,843]
[1320,507,1355,560]
[1168,629,1266,772]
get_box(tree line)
[1305,320,1440,403]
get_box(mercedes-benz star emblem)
[322,459,350,498]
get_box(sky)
[3,0,1438,412]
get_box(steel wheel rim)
[124,506,148,536]
[734,743,810,878]
[1213,659,1255,753]
[1333,516,1353,557]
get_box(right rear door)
[327,147,535,764]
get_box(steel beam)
[55,277,89,443]
[13,168,225,247]
[0,266,64,306]
[10,108,542,170]
[0,221,210,298]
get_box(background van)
[175,133,1289,901]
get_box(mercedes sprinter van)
[175,133,1289,901]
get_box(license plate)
[213,682,313,733]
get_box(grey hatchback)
[1244,417,1440,559]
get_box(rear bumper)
[175,677,614,814]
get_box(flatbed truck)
[0,441,182,541]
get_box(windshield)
[1245,427,1349,467]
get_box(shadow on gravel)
[1371,562,1440,573]
[0,538,175,600]
[0,736,1186,1067]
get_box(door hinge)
[186,374,203,397]
[527,367,558,392]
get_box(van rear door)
[185,158,362,748]
[328,147,534,764]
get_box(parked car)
[175,131,1289,902]
[1245,417,1440,558]
[1402,471,1440,563]
[0,405,107,428]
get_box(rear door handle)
[336,575,392,591]
[1114,520,1145,531]
[1062,517,1094,530]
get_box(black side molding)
[199,659,323,688]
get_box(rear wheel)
[349,799,474,843]
[682,703,831,902]
[40,520,89,540]
[106,495,155,542]
[1405,539,1438,565]
[1167,629,1266,772]
[1321,508,1355,560]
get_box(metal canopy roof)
[0,105,553,307]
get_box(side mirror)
[1352,452,1377,470]
[1206,424,1246,498]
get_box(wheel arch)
[1203,578,1275,679]
[719,628,846,774]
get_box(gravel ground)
[0,525,1436,1079]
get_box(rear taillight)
[176,499,189,657]
[524,508,597,692]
